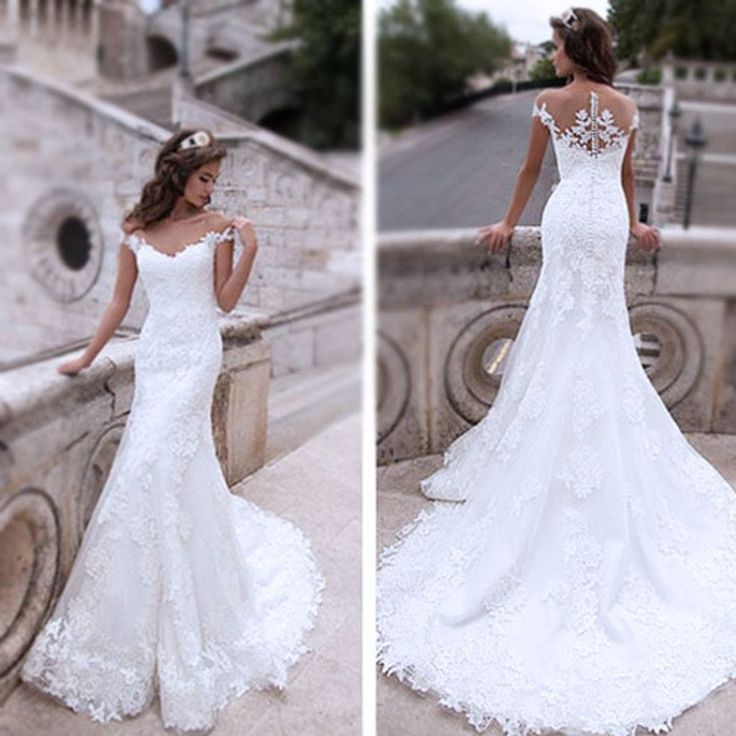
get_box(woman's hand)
[231,215,257,253]
[630,222,661,252]
[475,220,514,254]
[57,356,90,376]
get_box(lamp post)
[683,117,707,230]
[662,99,681,183]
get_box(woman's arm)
[622,126,661,251]
[621,129,638,229]
[214,216,258,313]
[58,241,138,375]
[476,96,550,253]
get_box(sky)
[378,1,612,47]
[460,0,611,45]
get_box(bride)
[20,128,324,732]
[377,7,736,736]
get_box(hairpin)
[178,130,211,151]
[560,7,580,30]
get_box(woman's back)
[533,84,639,178]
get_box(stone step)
[265,362,361,465]
[672,159,736,226]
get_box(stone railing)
[0,314,269,702]
[377,227,736,464]
[662,57,736,102]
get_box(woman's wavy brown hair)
[549,7,617,87]
[122,128,227,232]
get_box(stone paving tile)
[0,412,361,736]
[376,435,736,736]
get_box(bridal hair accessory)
[178,131,211,151]
[560,7,580,30]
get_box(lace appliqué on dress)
[532,90,638,158]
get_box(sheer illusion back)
[533,87,639,174]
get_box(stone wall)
[195,41,298,124]
[0,314,269,703]
[377,227,736,464]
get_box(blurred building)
[0,0,311,136]
[468,41,549,91]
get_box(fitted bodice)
[120,225,239,372]
[528,90,640,334]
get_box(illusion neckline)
[132,226,232,259]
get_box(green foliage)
[635,66,662,85]
[379,0,512,129]
[270,0,360,150]
[609,0,736,64]
[492,77,513,88]
[530,58,556,82]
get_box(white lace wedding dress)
[21,224,324,732]
[377,89,736,736]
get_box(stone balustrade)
[661,57,736,102]
[377,226,736,464]
[0,313,269,703]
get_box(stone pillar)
[47,0,59,45]
[0,0,19,62]
[59,0,69,43]
[213,336,271,485]
[29,0,39,37]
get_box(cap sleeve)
[211,225,234,245]
[629,105,640,132]
[211,225,244,247]
[120,227,140,254]
[531,96,556,133]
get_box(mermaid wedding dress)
[21,224,324,732]
[377,89,736,736]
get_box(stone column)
[29,0,39,37]
[48,0,58,45]
[0,0,19,63]
[59,0,69,43]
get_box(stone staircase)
[673,156,736,227]
[266,362,361,464]
[670,101,736,227]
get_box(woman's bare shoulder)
[121,216,144,235]
[205,210,232,233]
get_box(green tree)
[271,0,360,150]
[530,57,555,82]
[379,0,512,129]
[609,0,736,64]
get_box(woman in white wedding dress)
[20,128,324,733]
[377,8,736,736]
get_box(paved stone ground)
[379,90,558,231]
[0,411,361,736]
[377,434,736,736]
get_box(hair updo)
[122,128,227,232]
[549,7,618,86]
